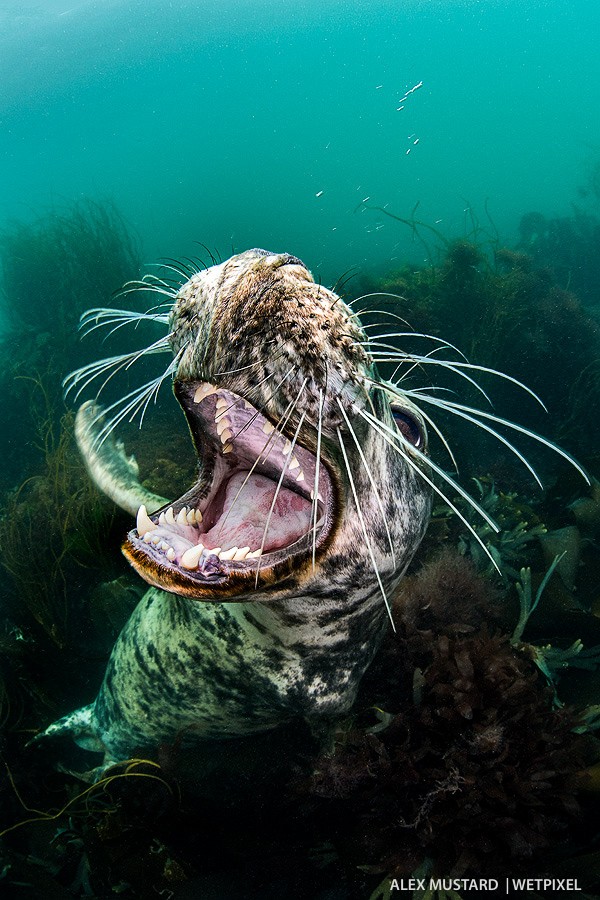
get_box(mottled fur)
[39,249,431,769]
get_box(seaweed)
[0,378,117,648]
[353,213,600,469]
[0,199,142,493]
[517,208,600,307]
[302,549,592,884]
[0,198,141,358]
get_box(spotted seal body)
[41,249,431,768]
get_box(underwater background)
[2,0,600,286]
[2,0,600,897]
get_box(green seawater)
[1,0,599,284]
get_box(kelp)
[0,379,117,648]
[0,199,142,492]
[303,549,596,884]
[0,198,141,359]
[353,215,600,468]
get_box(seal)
[39,249,434,769]
[39,248,587,772]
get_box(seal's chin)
[122,381,336,600]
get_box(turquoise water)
[2,0,599,282]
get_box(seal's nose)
[260,252,305,270]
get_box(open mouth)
[123,381,336,599]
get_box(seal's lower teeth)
[181,544,205,569]
[219,547,238,560]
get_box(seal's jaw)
[122,381,336,600]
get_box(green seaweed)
[0,379,117,647]
[0,199,142,493]
[354,212,600,466]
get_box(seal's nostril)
[254,251,305,270]
[281,254,304,267]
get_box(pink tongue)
[201,471,312,552]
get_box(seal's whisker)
[358,332,464,356]
[329,266,359,297]
[147,261,190,282]
[215,376,307,540]
[158,257,198,279]
[113,280,178,301]
[312,388,324,572]
[359,403,500,534]
[80,309,170,340]
[388,350,494,406]
[134,347,184,429]
[220,361,296,450]
[337,427,395,629]
[212,359,279,377]
[255,408,307,588]
[337,399,396,569]
[91,356,179,448]
[408,391,544,487]
[348,291,409,311]
[257,375,308,464]
[391,356,548,410]
[193,241,219,266]
[357,408,502,576]
[180,255,206,274]
[138,272,177,291]
[411,403,460,473]
[349,308,412,327]
[90,334,173,400]
[64,339,172,401]
[407,391,590,484]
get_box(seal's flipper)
[75,400,168,516]
[31,704,104,753]
[30,705,122,781]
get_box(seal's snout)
[279,252,305,267]
[251,250,306,270]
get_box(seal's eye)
[391,406,424,449]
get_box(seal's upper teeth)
[165,507,176,525]
[282,440,292,456]
[181,544,205,569]
[216,417,231,436]
[289,456,300,470]
[296,470,305,482]
[194,383,217,403]
[177,508,188,525]
[158,511,167,525]
[137,505,158,536]
[262,421,275,435]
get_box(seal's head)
[121,249,431,612]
